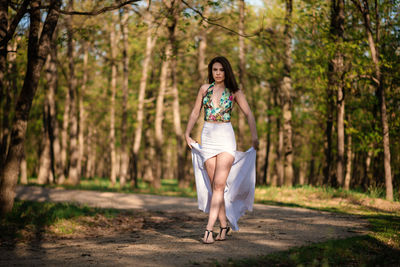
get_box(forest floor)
[0,185,373,266]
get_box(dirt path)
[1,186,369,266]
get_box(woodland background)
[0,0,399,214]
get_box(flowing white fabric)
[190,122,256,231]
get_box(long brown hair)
[208,56,239,93]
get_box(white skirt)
[190,122,256,231]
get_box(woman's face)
[212,62,225,83]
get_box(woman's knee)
[212,180,226,192]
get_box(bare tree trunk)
[47,29,64,183]
[237,0,246,151]
[326,0,346,187]
[37,93,52,184]
[119,6,130,188]
[267,141,275,185]
[59,84,70,184]
[154,43,171,184]
[194,4,209,143]
[0,1,9,166]
[86,127,96,178]
[78,41,88,178]
[281,0,294,187]
[365,144,373,186]
[337,80,345,186]
[109,16,117,186]
[276,117,284,186]
[299,161,307,185]
[352,0,393,200]
[0,0,61,215]
[20,150,28,184]
[132,10,157,187]
[344,131,352,190]
[1,37,19,168]
[66,0,79,185]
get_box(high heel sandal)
[215,226,230,241]
[203,229,214,244]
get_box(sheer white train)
[190,142,256,231]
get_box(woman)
[185,56,259,244]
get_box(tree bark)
[77,41,88,179]
[0,0,61,215]
[326,0,346,187]
[352,0,393,200]
[1,37,18,168]
[344,130,352,190]
[109,14,118,186]
[194,4,209,143]
[86,127,96,178]
[46,29,64,183]
[37,92,52,184]
[132,10,157,187]
[59,82,70,184]
[19,149,28,184]
[119,6,130,188]
[166,0,186,188]
[154,43,171,184]
[66,0,79,185]
[237,0,246,151]
[281,0,294,187]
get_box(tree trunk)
[109,16,117,186]
[194,4,209,143]
[237,0,246,151]
[154,43,171,184]
[47,29,64,183]
[132,11,157,187]
[78,41,88,179]
[59,83,70,184]
[280,0,294,187]
[119,6,130,188]
[337,80,345,187]
[166,1,186,188]
[1,37,19,168]
[37,95,52,184]
[298,161,307,185]
[327,0,345,187]
[0,0,61,215]
[86,127,96,179]
[66,0,79,185]
[20,149,28,184]
[344,131,352,190]
[353,0,393,200]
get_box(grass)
[26,176,197,198]
[0,201,121,242]
[11,178,400,266]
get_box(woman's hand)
[252,138,259,150]
[186,135,197,149]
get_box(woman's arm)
[185,84,208,149]
[234,90,259,149]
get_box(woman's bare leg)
[206,152,234,234]
[203,156,217,242]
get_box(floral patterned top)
[203,82,234,122]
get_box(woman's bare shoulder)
[199,83,211,95]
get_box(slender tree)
[132,6,157,187]
[0,0,62,215]
[352,0,393,200]
[281,0,294,186]
[109,13,118,186]
[66,0,80,185]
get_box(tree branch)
[0,0,30,48]
[181,0,258,38]
[56,0,140,16]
